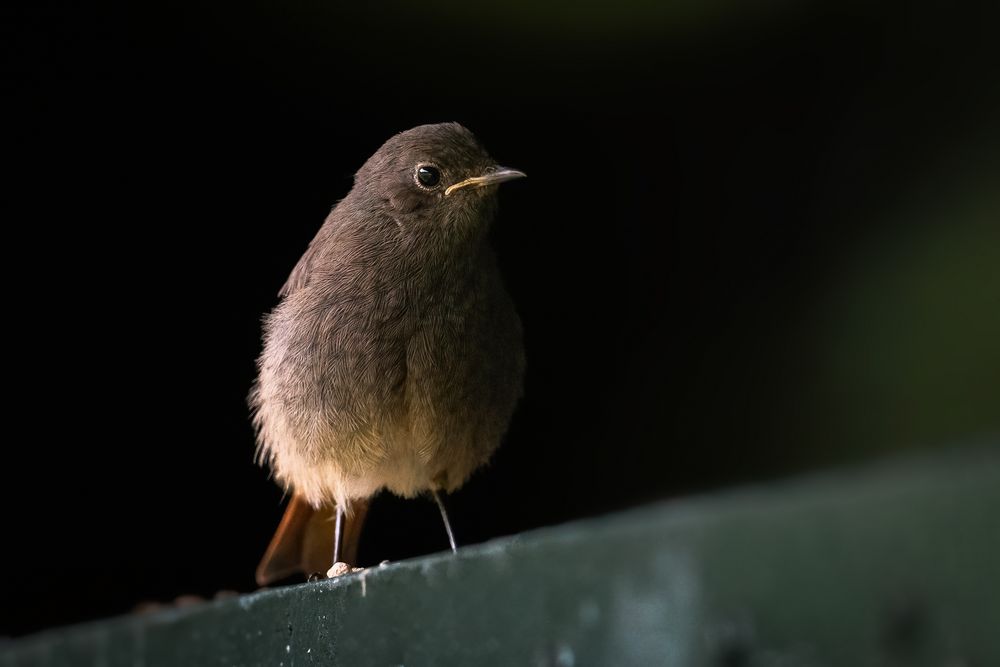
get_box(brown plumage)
[251,123,526,585]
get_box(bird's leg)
[326,505,351,578]
[332,504,345,565]
[431,489,458,554]
[325,502,369,578]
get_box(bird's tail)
[255,494,369,587]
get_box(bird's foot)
[326,561,365,578]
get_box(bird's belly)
[257,272,523,508]
[398,296,524,492]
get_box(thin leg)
[431,490,458,554]
[332,505,345,564]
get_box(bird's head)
[354,123,525,232]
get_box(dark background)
[4,0,999,637]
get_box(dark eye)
[415,164,441,189]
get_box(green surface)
[5,445,999,666]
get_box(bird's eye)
[415,164,441,189]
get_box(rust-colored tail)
[255,494,369,587]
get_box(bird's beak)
[444,167,527,196]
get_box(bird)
[250,122,526,586]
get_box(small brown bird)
[251,123,526,586]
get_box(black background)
[4,0,999,637]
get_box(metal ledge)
[5,445,999,666]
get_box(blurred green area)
[811,185,999,457]
[674,174,1000,476]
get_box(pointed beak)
[444,167,527,196]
